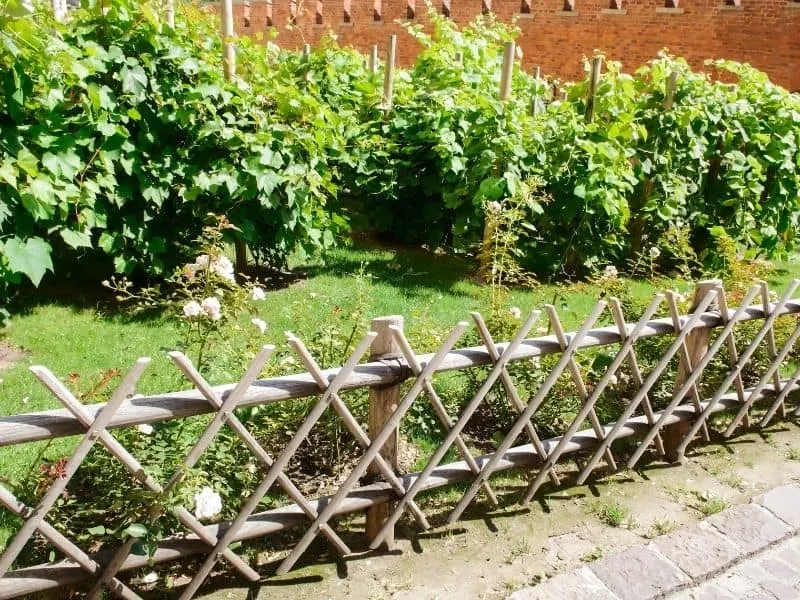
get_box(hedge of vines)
[1,1,799,296]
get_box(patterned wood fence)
[1,278,799,599]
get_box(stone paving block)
[776,537,800,567]
[758,556,800,584]
[589,545,690,600]
[756,485,800,529]
[706,503,792,554]
[667,583,741,600]
[713,572,777,600]
[654,520,742,579]
[507,566,618,600]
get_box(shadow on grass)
[300,242,478,299]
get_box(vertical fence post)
[663,70,679,110]
[369,44,379,73]
[365,316,403,549]
[584,56,602,122]
[383,35,397,112]
[302,43,311,60]
[499,41,515,101]
[663,280,720,463]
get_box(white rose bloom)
[140,572,158,584]
[194,487,222,521]
[649,246,661,259]
[212,256,235,281]
[603,265,618,279]
[509,306,522,319]
[201,297,222,321]
[246,463,257,475]
[183,300,202,318]
[251,286,266,301]
[136,423,154,435]
[608,374,619,386]
[487,201,502,214]
[195,254,210,267]
[251,318,267,334]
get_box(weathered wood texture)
[365,316,403,547]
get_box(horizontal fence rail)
[2,300,799,447]
[1,279,799,599]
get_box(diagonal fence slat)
[666,290,711,442]
[394,321,500,505]
[0,485,142,600]
[575,289,717,476]
[367,311,540,539]
[471,312,561,486]
[449,301,606,517]
[277,322,469,574]
[546,305,618,470]
[759,281,786,417]
[0,360,150,578]
[535,295,663,489]
[177,331,379,599]
[717,279,799,437]
[608,297,665,457]
[761,362,800,426]
[714,286,752,429]
[288,334,432,526]
[30,360,264,587]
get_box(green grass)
[591,499,633,527]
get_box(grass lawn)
[0,243,798,548]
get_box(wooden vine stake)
[662,280,719,462]
[369,44,379,74]
[479,42,515,281]
[663,70,679,110]
[383,35,397,112]
[165,0,175,27]
[302,43,311,60]
[584,56,602,122]
[531,66,542,117]
[499,41,515,101]
[51,0,67,21]
[219,0,248,274]
[365,316,403,549]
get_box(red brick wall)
[232,0,800,90]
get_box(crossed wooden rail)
[1,278,799,599]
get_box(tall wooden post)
[221,0,236,80]
[584,56,602,122]
[369,44,379,73]
[365,316,403,549]
[663,70,679,110]
[383,35,397,111]
[499,41,515,101]
[220,0,247,273]
[165,0,175,27]
[663,280,720,463]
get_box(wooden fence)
[1,278,800,598]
